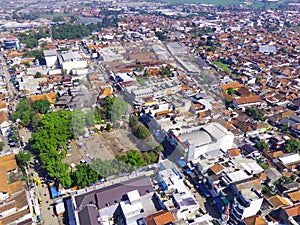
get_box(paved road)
[0,53,18,111]
[28,166,63,225]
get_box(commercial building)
[44,49,58,68]
[58,51,88,74]
[169,122,234,161]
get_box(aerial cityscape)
[0,0,299,225]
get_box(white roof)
[55,201,65,214]
[127,190,140,203]
[44,49,57,57]
[180,130,212,146]
[240,162,264,174]
[203,122,232,139]
[132,88,153,96]
[242,198,263,219]
[120,199,143,215]
[279,154,300,165]
[61,51,84,61]
[226,170,252,183]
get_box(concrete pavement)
[28,166,63,225]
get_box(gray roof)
[61,51,84,62]
[78,205,100,225]
[43,49,57,57]
[265,168,282,180]
[259,45,277,54]
[180,130,212,147]
[74,176,154,210]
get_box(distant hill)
[163,0,241,5]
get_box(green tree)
[259,163,269,170]
[257,141,269,151]
[136,64,144,72]
[133,125,151,140]
[72,164,99,188]
[284,139,300,153]
[72,110,85,138]
[106,123,112,131]
[102,97,127,121]
[16,151,33,169]
[290,174,296,181]
[226,87,235,96]
[155,30,167,41]
[129,116,138,128]
[46,161,71,188]
[9,125,19,142]
[160,66,171,77]
[116,150,144,169]
[24,62,30,68]
[10,66,17,72]
[0,142,4,151]
[262,185,270,195]
[32,100,50,114]
[35,72,42,78]
[24,50,45,63]
[30,114,41,131]
[29,110,74,188]
[12,98,36,127]
[153,144,164,153]
[86,110,95,127]
[91,158,131,177]
[143,151,157,165]
[246,107,264,121]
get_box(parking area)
[62,141,84,165]
[62,126,160,166]
[77,133,115,161]
[102,128,139,155]
[103,128,161,154]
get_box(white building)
[44,49,58,68]
[120,190,144,225]
[170,122,234,161]
[58,51,88,74]
[157,159,199,220]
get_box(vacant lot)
[62,141,84,165]
[102,127,160,155]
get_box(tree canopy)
[116,150,145,169]
[0,142,4,151]
[284,139,300,153]
[16,151,33,169]
[102,97,127,121]
[17,30,49,48]
[133,125,151,140]
[257,141,269,151]
[245,107,264,121]
[72,110,85,138]
[11,98,36,127]
[29,110,74,187]
[72,164,99,188]
[91,158,132,177]
[32,100,50,114]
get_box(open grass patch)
[212,60,233,75]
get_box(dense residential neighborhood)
[0,0,299,225]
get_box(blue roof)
[177,160,186,167]
[66,198,77,225]
[50,186,61,199]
